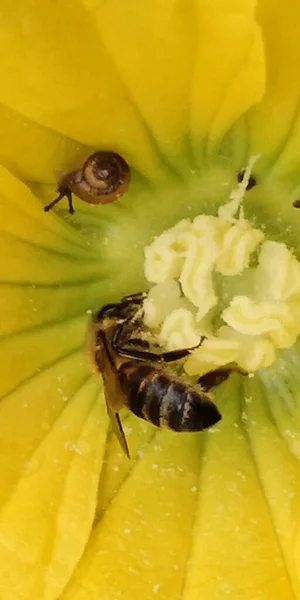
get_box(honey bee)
[88,292,222,457]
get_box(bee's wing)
[107,406,130,458]
[91,327,130,457]
[102,364,130,458]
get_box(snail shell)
[44,151,130,214]
[64,151,130,205]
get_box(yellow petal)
[0,379,107,600]
[60,377,294,599]
[80,0,196,173]
[0,0,265,179]
[183,377,296,598]
[0,104,87,184]
[245,371,300,596]
[0,161,114,599]
[0,352,87,509]
[190,0,265,159]
[95,412,156,518]
[0,0,165,179]
[61,429,204,600]
[0,167,105,285]
[248,0,300,177]
[0,2,299,599]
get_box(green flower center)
[141,158,300,375]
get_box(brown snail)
[44,151,130,214]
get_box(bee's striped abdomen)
[118,361,221,432]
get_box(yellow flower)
[0,0,300,598]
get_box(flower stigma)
[143,157,300,377]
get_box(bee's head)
[92,302,121,325]
[92,292,147,325]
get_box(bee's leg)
[154,338,206,363]
[113,345,167,362]
[113,329,206,363]
[112,322,161,360]
[111,320,139,352]
[198,366,247,392]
